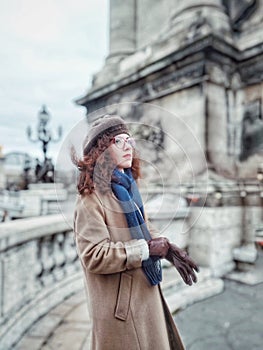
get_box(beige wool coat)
[74,190,185,350]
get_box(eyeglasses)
[112,136,136,149]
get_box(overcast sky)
[0,0,108,160]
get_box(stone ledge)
[14,336,45,350]
[161,266,224,313]
[28,314,62,338]
[14,291,90,350]
[0,273,83,350]
[0,213,72,250]
[166,278,224,313]
[233,244,257,263]
[225,262,263,285]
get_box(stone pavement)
[175,279,263,350]
[15,251,263,350]
[14,291,91,350]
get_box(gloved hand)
[166,243,199,286]
[147,237,170,258]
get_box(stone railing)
[0,214,83,349]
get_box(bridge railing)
[0,214,83,349]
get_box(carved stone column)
[91,0,137,88]
[168,0,232,43]
[107,0,136,64]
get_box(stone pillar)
[168,0,232,42]
[107,0,136,64]
[136,0,172,49]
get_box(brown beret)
[83,114,130,154]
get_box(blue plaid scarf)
[111,168,162,286]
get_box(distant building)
[3,152,35,189]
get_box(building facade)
[77,0,263,179]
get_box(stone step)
[166,278,224,313]
[161,266,224,313]
[233,244,257,263]
[255,226,263,244]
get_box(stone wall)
[188,204,262,277]
[136,0,173,49]
[144,186,262,278]
[0,215,83,349]
[157,86,206,181]
[78,0,263,181]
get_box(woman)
[72,114,198,350]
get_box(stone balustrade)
[0,214,83,349]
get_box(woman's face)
[108,133,134,171]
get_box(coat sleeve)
[74,194,149,274]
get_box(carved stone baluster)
[53,233,67,281]
[35,237,44,286]
[40,236,55,286]
[64,232,78,275]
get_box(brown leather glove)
[147,237,170,258]
[166,243,199,286]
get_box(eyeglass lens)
[114,137,136,149]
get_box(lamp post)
[257,164,263,221]
[27,105,62,162]
[27,105,62,183]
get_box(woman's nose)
[124,140,132,150]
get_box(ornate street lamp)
[257,164,263,183]
[254,164,263,247]
[257,164,263,221]
[26,105,62,183]
[27,105,62,162]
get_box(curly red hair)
[71,133,141,195]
